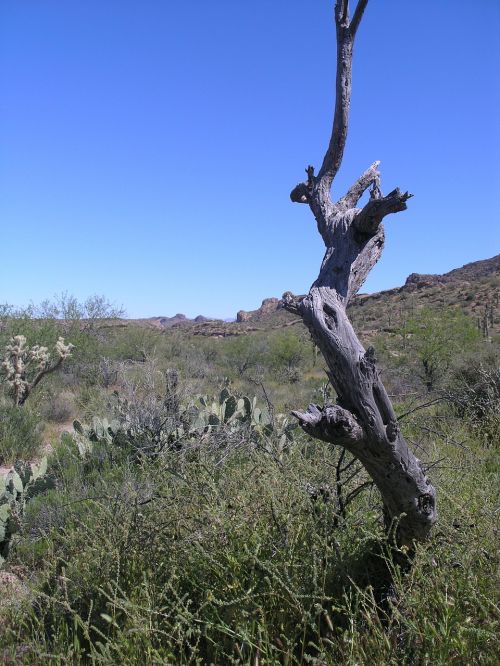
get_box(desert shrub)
[0,404,43,465]
[0,307,61,353]
[1,413,498,665]
[109,361,183,458]
[97,357,119,388]
[74,384,111,422]
[31,293,123,324]
[267,329,308,383]
[223,333,267,377]
[179,345,214,380]
[1,427,376,663]
[193,336,220,365]
[103,326,159,363]
[448,358,500,444]
[401,308,481,391]
[40,391,75,424]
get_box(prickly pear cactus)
[185,389,275,435]
[0,456,50,567]
[72,417,123,458]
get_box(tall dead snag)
[284,0,436,545]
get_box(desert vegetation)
[0,279,498,664]
[1,0,498,661]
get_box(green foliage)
[448,357,500,445]
[103,327,160,364]
[223,334,266,377]
[401,307,481,391]
[0,404,43,465]
[0,416,497,664]
[0,456,50,566]
[268,329,308,383]
[0,289,498,663]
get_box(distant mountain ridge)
[124,254,499,330]
[128,313,221,330]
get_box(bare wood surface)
[285,0,437,545]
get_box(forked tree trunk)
[284,0,436,546]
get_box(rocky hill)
[231,254,500,324]
[236,298,283,323]
[121,255,499,340]
[125,313,222,330]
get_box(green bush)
[401,308,481,391]
[40,391,75,424]
[448,358,500,445]
[223,334,266,377]
[267,329,308,383]
[0,404,43,465]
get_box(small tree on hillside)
[268,329,307,383]
[403,308,480,392]
[283,0,437,545]
[224,334,265,377]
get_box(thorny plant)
[1,335,74,406]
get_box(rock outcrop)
[404,273,446,290]
[237,298,282,323]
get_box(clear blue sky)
[1,1,499,319]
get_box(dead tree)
[284,0,436,545]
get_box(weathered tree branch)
[316,4,353,199]
[338,160,380,208]
[350,0,369,38]
[354,188,413,235]
[289,290,436,545]
[336,0,349,25]
[291,403,364,447]
[290,182,310,204]
[290,165,316,204]
[285,1,437,545]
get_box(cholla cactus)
[55,337,73,359]
[1,335,74,406]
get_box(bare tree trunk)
[285,0,436,546]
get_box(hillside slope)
[183,254,499,340]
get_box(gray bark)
[285,0,436,545]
